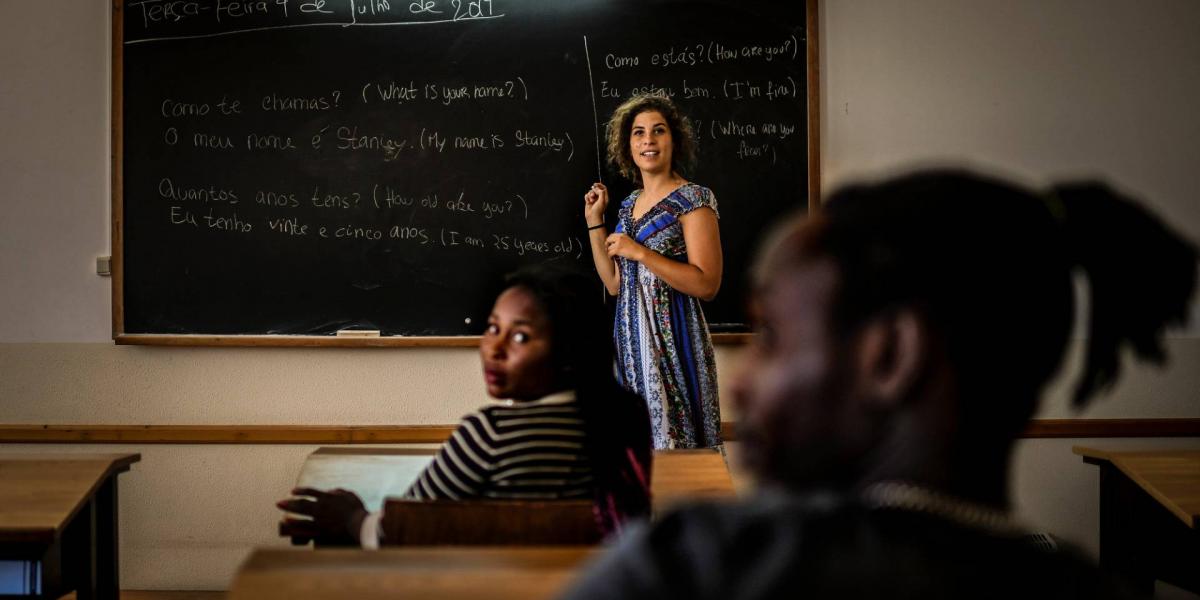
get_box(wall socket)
[96,256,112,276]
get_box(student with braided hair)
[563,169,1196,599]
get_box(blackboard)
[113,0,818,344]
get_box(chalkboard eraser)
[336,329,381,338]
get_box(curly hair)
[605,94,697,184]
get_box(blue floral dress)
[613,183,721,449]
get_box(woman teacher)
[584,94,722,449]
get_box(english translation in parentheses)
[370,80,419,105]
[421,129,447,153]
[515,194,528,219]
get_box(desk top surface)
[230,546,595,600]
[1074,446,1200,528]
[0,453,141,543]
[649,449,737,510]
[299,447,737,513]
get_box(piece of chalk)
[336,329,380,338]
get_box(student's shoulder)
[648,492,843,547]
[562,495,839,600]
[450,406,496,440]
[471,400,583,436]
[644,496,842,562]
[571,494,1140,600]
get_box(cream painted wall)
[1,0,1199,592]
[821,0,1200,247]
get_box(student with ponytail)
[564,169,1196,599]
[278,265,652,545]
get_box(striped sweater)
[403,391,595,500]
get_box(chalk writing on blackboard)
[118,0,811,337]
[127,0,505,44]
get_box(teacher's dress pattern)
[614,183,721,449]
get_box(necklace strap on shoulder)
[861,481,1025,537]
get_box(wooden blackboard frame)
[110,0,821,347]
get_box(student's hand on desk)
[277,487,368,547]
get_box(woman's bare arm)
[605,207,721,300]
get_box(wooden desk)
[0,453,140,599]
[296,448,435,512]
[295,447,736,515]
[649,448,736,512]
[1074,446,1200,595]
[229,547,594,600]
[256,449,736,596]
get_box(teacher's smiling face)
[480,286,558,401]
[629,110,674,176]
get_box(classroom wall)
[2,0,1198,591]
